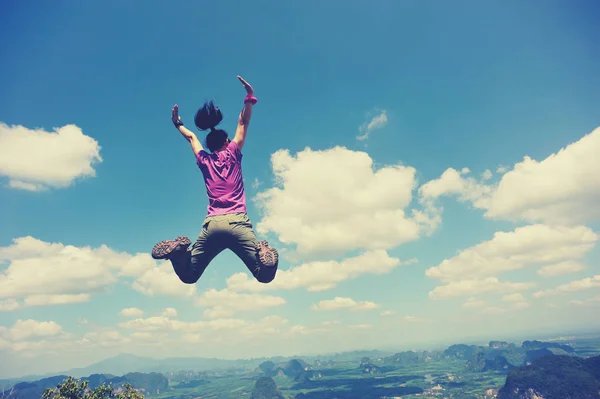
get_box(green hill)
[250,377,285,399]
[498,354,600,399]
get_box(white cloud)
[24,294,91,307]
[118,315,280,337]
[162,307,178,318]
[419,167,493,208]
[194,289,286,318]
[118,316,181,333]
[425,225,597,290]
[429,277,534,299]
[120,308,145,318]
[131,262,196,298]
[380,310,396,316]
[76,330,131,348]
[254,146,440,258]
[570,295,600,306]
[226,250,408,293]
[419,127,600,225]
[463,298,486,308]
[0,299,21,311]
[0,122,102,190]
[481,169,493,181]
[202,307,234,319]
[288,325,324,335]
[537,261,586,277]
[502,293,525,302]
[0,236,156,306]
[182,333,203,343]
[310,297,378,311]
[3,319,63,342]
[356,109,388,141]
[533,275,600,298]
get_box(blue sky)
[1,0,599,378]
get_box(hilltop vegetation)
[4,373,168,399]
[498,354,600,399]
[250,377,285,399]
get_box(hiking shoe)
[257,240,278,267]
[151,236,191,259]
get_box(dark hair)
[194,100,228,153]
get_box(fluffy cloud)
[0,122,102,191]
[4,319,63,341]
[118,314,286,342]
[76,330,131,348]
[310,297,378,311]
[502,293,525,302]
[419,127,600,225]
[533,275,600,298]
[226,250,408,293]
[429,277,534,299]
[537,261,586,277]
[0,319,74,355]
[120,308,145,318]
[194,289,286,318]
[131,262,196,298]
[0,236,157,307]
[463,298,486,308]
[162,307,178,318]
[419,167,493,209]
[570,295,600,306]
[0,299,21,311]
[254,146,440,258]
[425,225,597,296]
[356,109,388,141]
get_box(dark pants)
[169,212,278,284]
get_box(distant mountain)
[466,352,514,372]
[49,353,272,378]
[383,350,439,366]
[256,359,309,380]
[498,354,600,399]
[313,350,391,363]
[522,340,576,354]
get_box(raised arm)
[172,104,203,156]
[233,76,257,152]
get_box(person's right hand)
[237,76,254,96]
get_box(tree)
[41,377,145,399]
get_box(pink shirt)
[195,140,247,216]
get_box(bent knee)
[256,269,277,284]
[179,275,199,284]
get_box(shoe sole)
[151,236,191,260]
[258,241,278,267]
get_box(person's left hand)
[172,104,182,126]
[237,75,254,96]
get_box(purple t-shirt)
[195,140,247,216]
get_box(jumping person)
[151,76,279,285]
